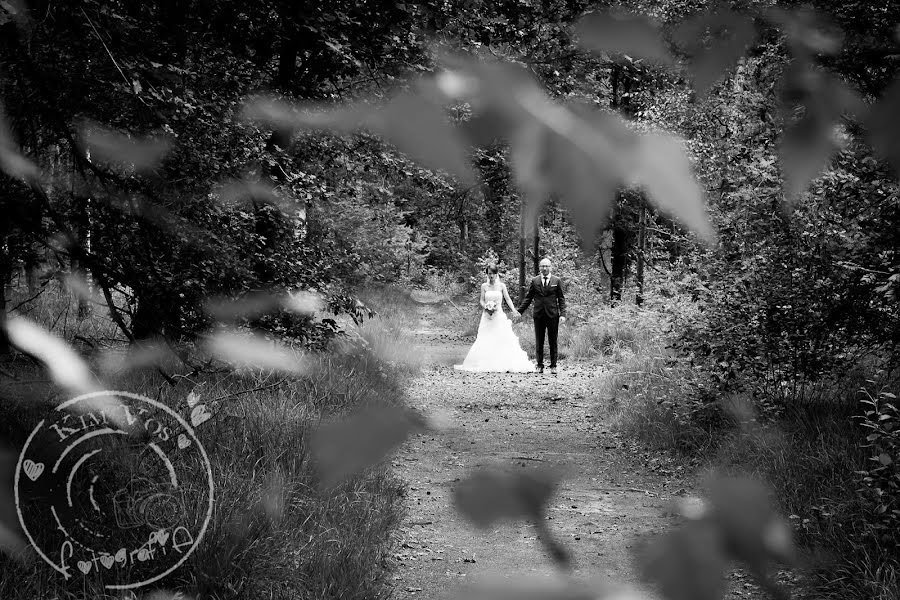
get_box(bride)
[454,264,535,373]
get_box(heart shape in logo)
[100,554,115,569]
[177,433,191,449]
[154,529,170,546]
[114,548,126,564]
[77,560,92,574]
[186,391,202,408]
[23,459,44,482]
[190,405,211,428]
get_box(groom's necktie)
[542,277,548,291]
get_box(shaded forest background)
[0,0,899,599]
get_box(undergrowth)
[0,283,415,599]
[592,294,900,600]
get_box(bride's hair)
[485,263,499,275]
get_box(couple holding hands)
[454,258,566,375]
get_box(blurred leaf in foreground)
[575,10,672,64]
[777,60,863,204]
[312,405,427,488]
[705,477,796,568]
[453,465,562,527]
[3,317,132,428]
[243,93,475,185]
[866,76,900,176]
[507,95,632,249]
[79,121,171,172]
[215,177,304,216]
[62,271,104,309]
[673,6,756,97]
[634,133,714,243]
[455,574,633,600]
[204,329,308,375]
[454,465,572,568]
[765,5,842,56]
[97,338,176,376]
[204,290,323,321]
[0,448,29,561]
[142,591,195,600]
[0,100,39,182]
[442,57,713,247]
[5,316,97,396]
[638,519,728,600]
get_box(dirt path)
[387,295,770,599]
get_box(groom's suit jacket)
[517,275,566,319]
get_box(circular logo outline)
[14,390,215,590]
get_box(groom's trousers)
[534,314,559,368]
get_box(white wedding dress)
[454,289,535,373]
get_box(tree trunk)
[0,242,9,355]
[532,214,540,274]
[635,204,647,306]
[519,199,526,303]
[277,2,299,89]
[610,223,630,304]
[607,65,638,305]
[74,195,92,319]
[482,179,503,249]
[25,253,39,293]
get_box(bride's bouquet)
[484,300,498,317]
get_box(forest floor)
[387,291,788,600]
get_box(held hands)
[559,316,566,325]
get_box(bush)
[856,385,900,550]
[0,293,416,599]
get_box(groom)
[517,258,566,374]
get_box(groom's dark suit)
[517,275,566,370]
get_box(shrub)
[0,295,415,599]
[856,385,900,550]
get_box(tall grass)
[354,285,425,374]
[0,282,419,599]
[592,295,900,600]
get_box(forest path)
[388,293,763,600]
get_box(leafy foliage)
[2,0,900,598]
[857,385,900,549]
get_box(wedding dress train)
[454,290,535,372]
